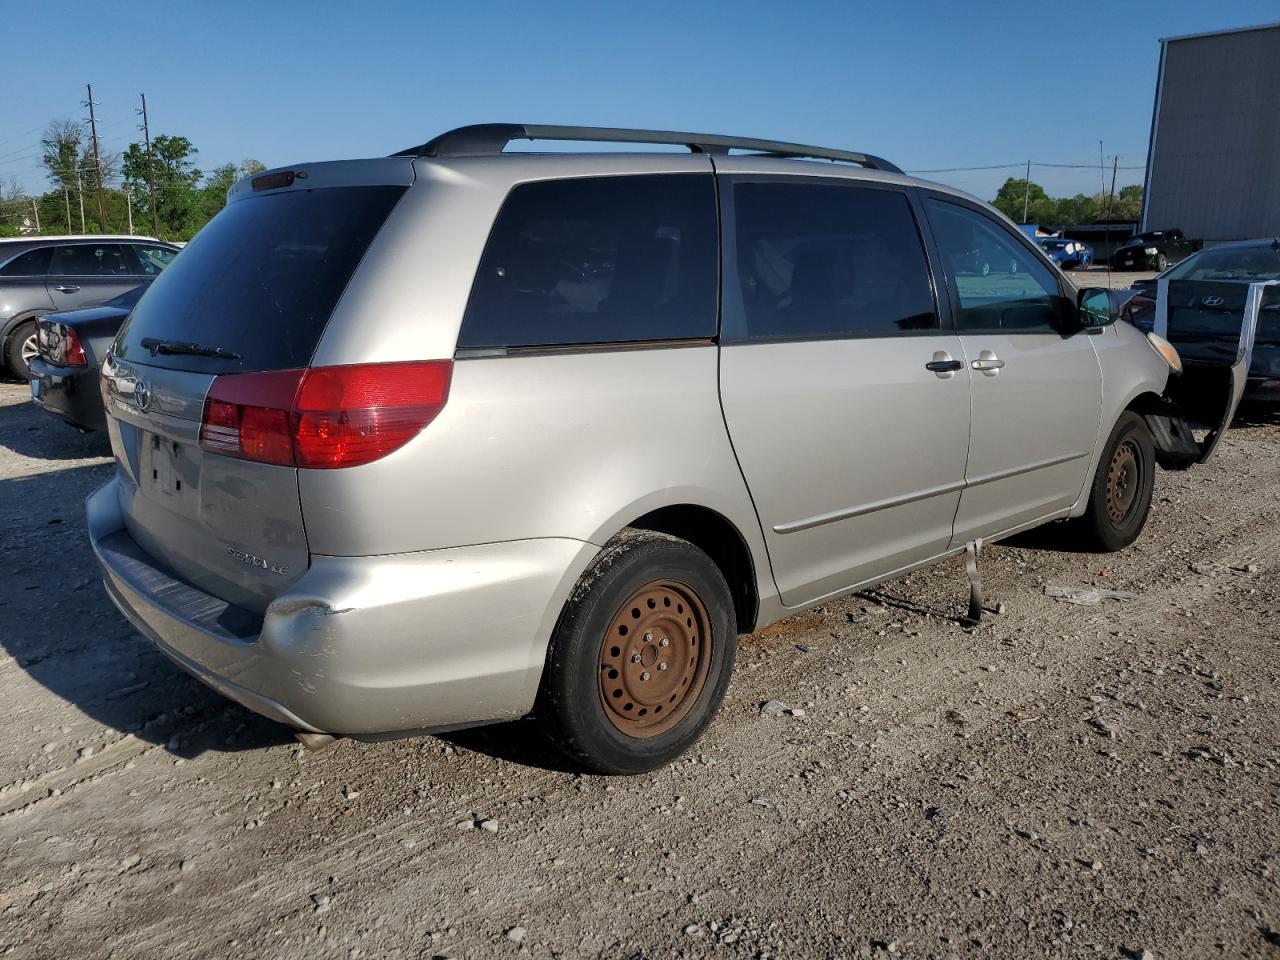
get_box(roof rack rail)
[391,124,903,174]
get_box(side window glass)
[459,174,718,349]
[51,244,132,277]
[0,247,51,277]
[925,199,1064,332]
[133,244,177,275]
[730,182,937,339]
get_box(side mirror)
[1076,287,1116,329]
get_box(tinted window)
[926,199,1065,332]
[133,244,177,276]
[51,243,132,276]
[730,182,937,340]
[116,186,405,373]
[0,246,50,277]
[459,174,717,349]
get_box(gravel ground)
[2,311,1278,960]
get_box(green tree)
[992,177,1056,224]
[122,134,202,239]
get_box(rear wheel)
[5,320,37,381]
[1072,411,1156,551]
[1156,253,1168,271]
[537,530,737,774]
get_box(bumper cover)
[29,357,106,431]
[87,478,595,735]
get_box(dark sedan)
[29,284,146,431]
[1110,229,1197,271]
[1126,239,1280,401]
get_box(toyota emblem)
[133,380,152,412]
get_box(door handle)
[926,351,963,378]
[971,350,1005,376]
[54,284,80,293]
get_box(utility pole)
[138,93,160,238]
[1104,156,1119,224]
[125,187,134,234]
[63,187,71,233]
[76,169,86,233]
[31,199,40,233]
[1022,159,1031,224]
[85,83,108,231]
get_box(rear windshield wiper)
[140,338,242,360]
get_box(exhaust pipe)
[295,732,339,752]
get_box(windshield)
[1166,245,1280,282]
[115,185,406,373]
[1039,240,1067,250]
[105,285,148,310]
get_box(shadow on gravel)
[0,467,291,759]
[437,718,586,774]
[1232,400,1280,428]
[0,397,112,461]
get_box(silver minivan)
[88,125,1249,773]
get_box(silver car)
[88,125,1249,774]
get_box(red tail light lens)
[38,322,88,367]
[198,361,452,469]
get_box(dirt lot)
[2,333,1279,958]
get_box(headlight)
[1146,332,1182,375]
[1065,243,1076,253]
[1144,246,1158,255]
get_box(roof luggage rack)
[392,124,903,174]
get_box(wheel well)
[630,505,758,634]
[1124,391,1168,418]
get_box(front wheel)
[1072,411,1156,551]
[1155,253,1168,272]
[537,529,737,774]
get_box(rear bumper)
[29,357,105,431]
[87,478,595,735]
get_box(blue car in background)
[1037,237,1093,271]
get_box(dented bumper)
[87,478,595,735]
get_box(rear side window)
[133,244,177,276]
[0,247,51,276]
[728,181,938,340]
[115,186,406,373]
[51,244,132,276]
[459,174,718,349]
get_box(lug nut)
[644,632,653,642]
[657,662,668,671]
[631,653,642,663]
[659,637,670,647]
[640,671,650,681]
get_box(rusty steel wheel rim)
[1106,439,1140,524]
[598,579,712,739]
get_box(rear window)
[115,185,405,373]
[459,174,718,349]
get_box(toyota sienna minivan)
[89,124,1252,773]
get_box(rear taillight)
[38,322,87,367]
[198,361,452,469]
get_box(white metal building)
[1141,22,1280,242]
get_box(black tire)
[1072,411,1156,552]
[537,529,737,774]
[5,320,37,381]
[1156,253,1168,272]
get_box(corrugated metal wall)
[1143,25,1280,241]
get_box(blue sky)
[1,1,1277,203]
